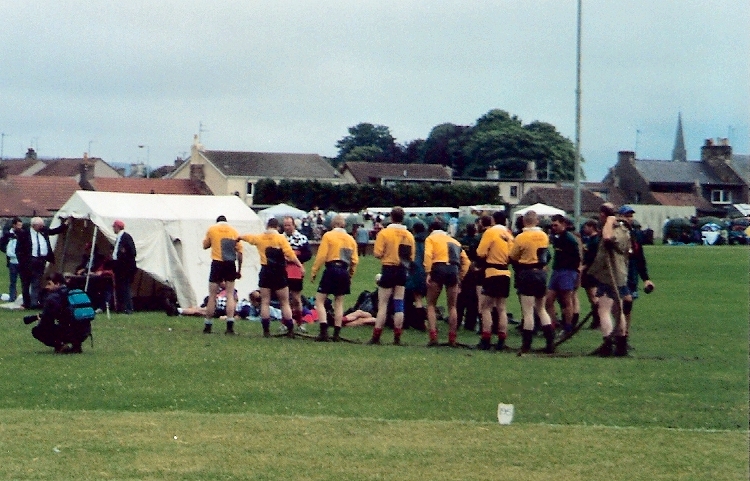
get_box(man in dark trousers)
[16,216,69,309]
[112,220,137,314]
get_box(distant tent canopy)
[257,203,308,225]
[51,191,263,310]
[513,203,566,218]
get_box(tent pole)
[84,225,98,292]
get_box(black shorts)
[514,269,547,297]
[429,263,459,288]
[482,275,510,298]
[379,265,408,289]
[317,266,351,296]
[287,278,304,292]
[209,260,237,284]
[258,265,288,291]
[580,272,597,289]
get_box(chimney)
[618,151,636,165]
[79,158,95,183]
[524,161,537,181]
[486,166,499,180]
[190,164,205,182]
[701,138,732,166]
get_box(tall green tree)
[421,123,470,175]
[335,123,399,165]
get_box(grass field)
[0,245,747,480]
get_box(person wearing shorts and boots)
[203,215,243,334]
[587,203,632,356]
[475,211,514,351]
[310,215,358,342]
[283,216,312,332]
[239,218,302,338]
[367,207,415,345]
[545,214,581,334]
[423,221,469,347]
[509,210,555,354]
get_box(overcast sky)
[1,0,747,181]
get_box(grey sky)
[1,0,747,181]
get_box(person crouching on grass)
[310,215,359,342]
[238,218,303,338]
[423,220,470,347]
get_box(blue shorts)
[548,269,578,292]
[595,282,631,300]
[317,265,351,296]
[379,265,408,289]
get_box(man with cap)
[203,215,243,334]
[617,205,655,342]
[112,219,137,314]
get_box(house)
[169,136,347,205]
[454,162,558,205]
[0,164,81,218]
[517,186,606,218]
[33,153,122,181]
[340,161,453,186]
[602,139,748,216]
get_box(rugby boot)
[542,324,556,354]
[614,335,629,357]
[315,323,330,342]
[592,336,613,357]
[518,329,534,356]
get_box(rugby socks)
[316,322,329,342]
[261,318,271,337]
[429,329,438,343]
[519,329,534,354]
[371,327,383,342]
[225,318,235,335]
[393,327,403,345]
[448,329,457,346]
[496,331,507,350]
[292,309,302,326]
[542,324,556,353]
[333,326,341,340]
[203,319,212,334]
[283,318,295,336]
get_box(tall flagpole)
[573,0,582,227]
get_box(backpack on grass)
[67,289,95,347]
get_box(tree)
[421,123,470,175]
[335,123,398,165]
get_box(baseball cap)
[617,205,635,215]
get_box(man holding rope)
[587,203,632,357]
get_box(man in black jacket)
[16,217,69,309]
[112,220,137,314]
[26,273,90,354]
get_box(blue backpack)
[67,289,96,323]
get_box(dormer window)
[711,189,731,204]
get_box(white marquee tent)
[257,203,308,225]
[51,191,263,310]
[512,203,566,218]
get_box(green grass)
[0,245,747,480]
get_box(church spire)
[672,112,687,162]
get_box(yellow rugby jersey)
[311,228,359,278]
[373,224,415,266]
[239,230,298,267]
[203,222,242,261]
[476,225,514,277]
[423,230,470,280]
[508,227,550,267]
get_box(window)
[711,189,731,204]
[509,186,518,198]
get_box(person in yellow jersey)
[202,215,243,335]
[367,207,415,345]
[475,210,514,351]
[508,210,555,354]
[310,215,359,342]
[423,220,470,347]
[238,218,302,338]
